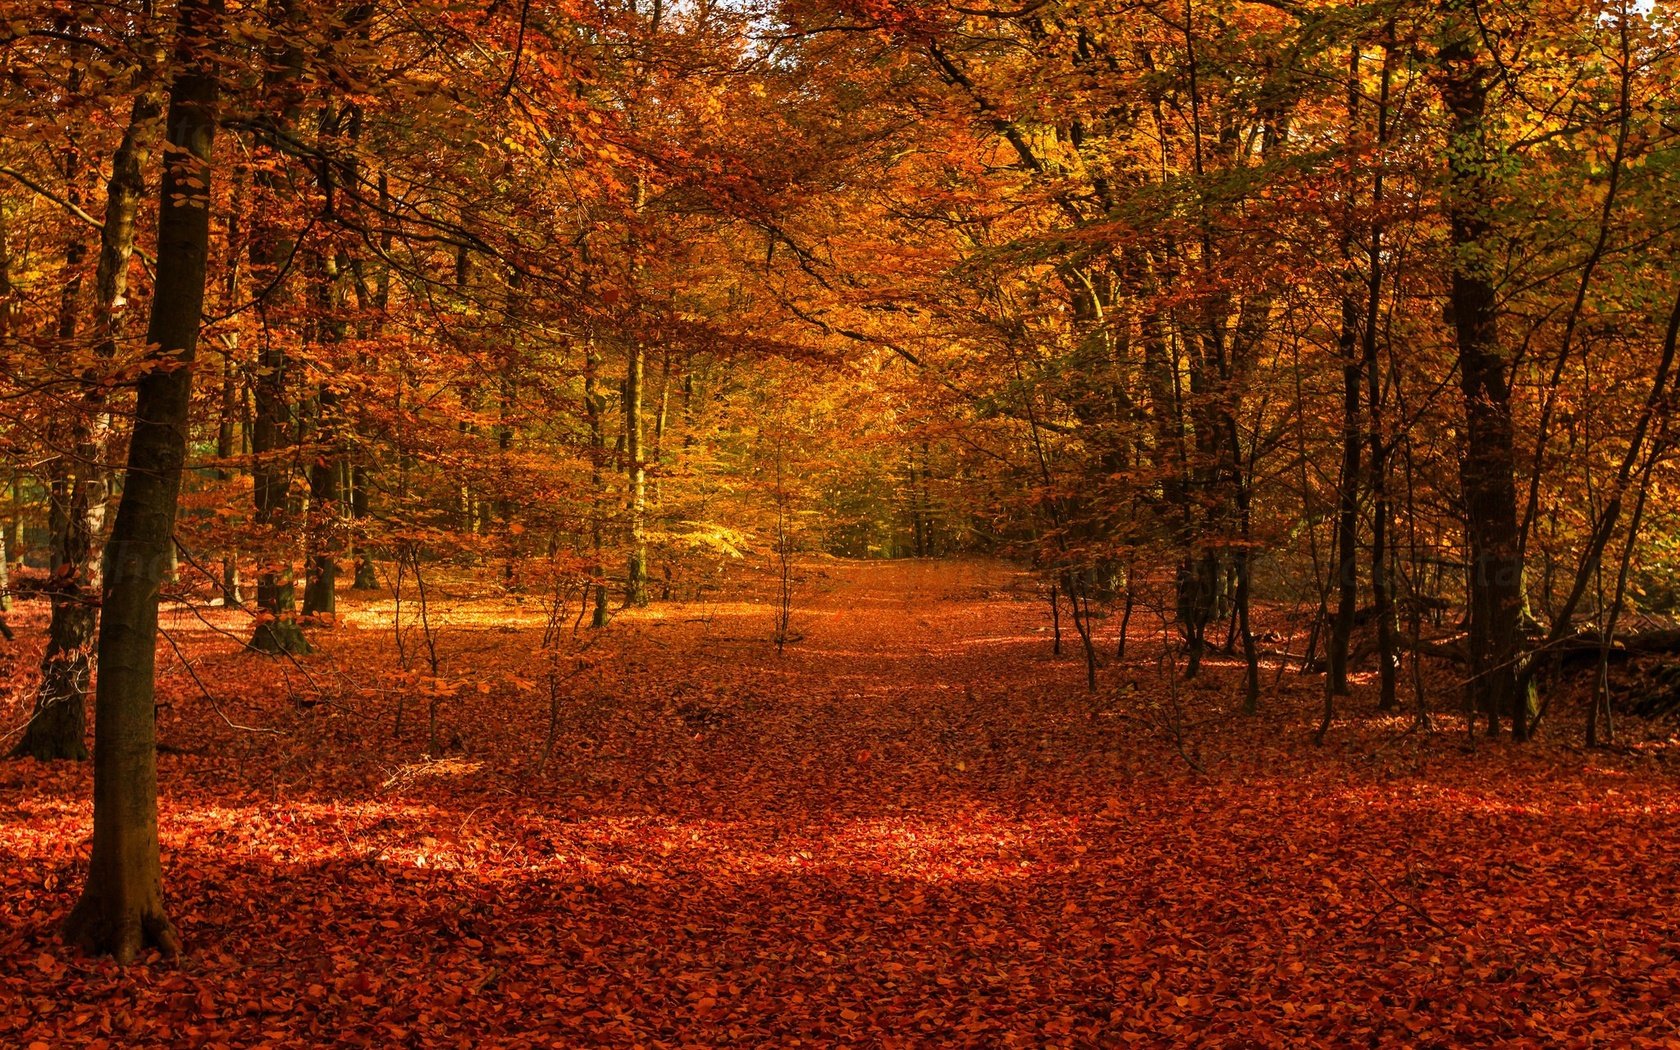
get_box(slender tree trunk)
[907,454,927,557]
[1327,45,1364,701]
[302,249,347,619]
[0,138,20,626]
[625,340,648,606]
[0,202,10,627]
[349,178,390,593]
[350,462,376,588]
[651,348,670,508]
[1367,33,1397,712]
[1049,582,1061,655]
[584,339,609,626]
[1328,303,1361,699]
[1116,560,1135,662]
[301,398,340,617]
[6,474,21,578]
[217,167,245,606]
[63,0,219,959]
[1229,419,1260,714]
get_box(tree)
[1437,0,1531,738]
[13,45,166,762]
[63,0,220,961]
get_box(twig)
[159,624,285,736]
[1357,868,1446,934]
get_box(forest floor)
[2,557,1678,1048]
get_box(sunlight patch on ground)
[142,796,1092,887]
[381,756,486,791]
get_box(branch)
[0,166,158,265]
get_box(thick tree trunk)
[1439,5,1530,738]
[63,0,219,959]
[248,0,307,654]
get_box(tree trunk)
[63,0,219,960]
[584,339,609,626]
[247,0,307,654]
[1367,32,1398,713]
[625,340,648,606]
[1327,45,1364,702]
[301,381,339,618]
[216,167,246,606]
[350,462,377,589]
[20,233,88,754]
[302,248,347,619]
[651,348,670,508]
[348,177,390,594]
[20,79,165,763]
[1328,295,1362,699]
[1438,3,1530,738]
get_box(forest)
[1,0,1678,1044]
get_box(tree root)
[63,893,181,964]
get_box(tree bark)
[216,167,246,606]
[0,151,16,628]
[247,0,308,654]
[302,249,348,618]
[584,338,610,626]
[1365,31,1397,712]
[63,0,219,960]
[625,340,648,606]
[1326,45,1364,703]
[1438,3,1531,738]
[20,159,88,755]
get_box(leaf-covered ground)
[3,559,1678,1047]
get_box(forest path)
[748,556,1042,683]
[1,558,1676,1047]
[581,556,1078,821]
